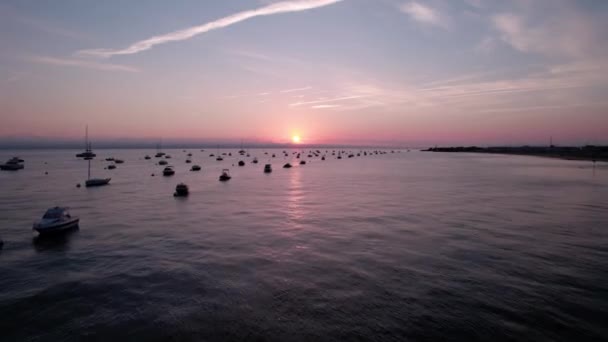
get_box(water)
[1,149,607,341]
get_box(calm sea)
[1,149,607,341]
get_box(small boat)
[283,163,292,168]
[165,155,172,159]
[155,153,164,158]
[187,153,192,157]
[264,164,272,173]
[107,164,116,170]
[300,160,306,165]
[252,158,259,164]
[85,159,110,187]
[76,126,96,159]
[159,160,168,165]
[191,165,201,171]
[0,157,24,171]
[174,183,189,197]
[114,159,124,164]
[321,156,326,161]
[145,155,151,160]
[216,156,224,161]
[33,207,79,235]
[162,167,175,176]
[105,157,115,161]
[219,169,231,181]
[86,178,111,187]
[238,160,245,166]
[186,159,192,164]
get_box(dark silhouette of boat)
[76,126,96,159]
[219,169,231,181]
[264,164,272,173]
[162,166,175,176]
[283,163,292,168]
[238,160,245,166]
[191,165,201,171]
[174,183,189,197]
[85,159,110,187]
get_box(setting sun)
[292,135,301,144]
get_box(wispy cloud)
[30,56,139,72]
[78,0,343,58]
[289,95,365,107]
[399,2,447,28]
[312,104,341,109]
[280,86,312,93]
[491,4,606,59]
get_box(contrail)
[78,0,343,58]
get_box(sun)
[292,135,301,144]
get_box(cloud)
[78,0,343,58]
[30,56,139,72]
[399,2,446,28]
[289,95,365,107]
[311,104,341,109]
[491,4,607,59]
[280,86,312,93]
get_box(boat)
[76,126,96,159]
[238,160,245,166]
[191,165,201,171]
[33,207,79,235]
[159,160,168,165]
[114,159,124,164]
[252,157,259,164]
[85,159,110,187]
[187,153,192,157]
[155,140,165,158]
[219,169,231,181]
[105,157,115,161]
[186,159,192,163]
[165,155,171,159]
[107,164,116,170]
[215,146,223,161]
[283,163,292,168]
[162,166,175,176]
[0,157,24,171]
[145,155,151,160]
[321,156,326,161]
[173,183,189,197]
[300,160,306,165]
[264,164,272,173]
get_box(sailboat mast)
[85,125,89,151]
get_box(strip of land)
[422,145,608,162]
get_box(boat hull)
[33,218,79,235]
[85,178,111,187]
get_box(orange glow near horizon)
[292,135,301,144]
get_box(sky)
[1,0,607,147]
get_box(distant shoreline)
[422,146,608,162]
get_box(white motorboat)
[33,207,79,234]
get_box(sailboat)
[239,139,246,155]
[155,139,165,158]
[76,126,96,159]
[85,157,110,187]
